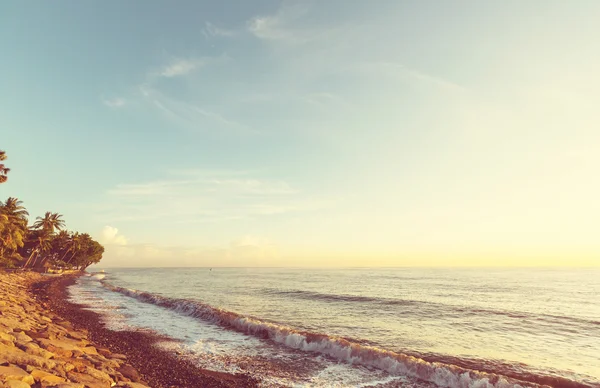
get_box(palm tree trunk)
[59,248,72,262]
[65,250,78,265]
[31,253,41,269]
[23,249,38,268]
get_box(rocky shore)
[0,272,258,388]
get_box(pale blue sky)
[1,1,599,266]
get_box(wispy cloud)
[94,170,323,224]
[102,97,126,108]
[159,58,203,78]
[247,3,316,44]
[365,62,465,92]
[138,84,255,134]
[202,22,236,39]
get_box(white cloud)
[160,58,202,78]
[99,226,128,246]
[102,97,126,108]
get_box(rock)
[0,317,30,332]
[24,329,49,340]
[38,338,84,352]
[108,354,127,361]
[71,349,83,358]
[62,363,75,373]
[96,348,111,358]
[68,359,93,373]
[13,332,33,343]
[115,383,151,388]
[42,383,85,388]
[82,366,113,384]
[40,374,67,385]
[43,345,73,359]
[17,341,54,359]
[66,372,111,388]
[30,369,64,383]
[116,365,139,382]
[0,332,16,345]
[4,380,31,388]
[0,365,35,385]
[0,344,56,369]
[65,331,86,341]
[80,346,98,355]
[56,321,73,329]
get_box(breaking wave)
[100,282,593,388]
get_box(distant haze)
[2,1,599,267]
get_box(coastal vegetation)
[0,149,104,270]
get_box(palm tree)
[2,197,29,222]
[65,233,83,266]
[0,150,9,184]
[0,197,28,264]
[24,212,65,269]
[33,212,65,234]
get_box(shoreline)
[29,273,259,388]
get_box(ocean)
[68,268,600,388]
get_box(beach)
[0,272,257,388]
[2,269,598,388]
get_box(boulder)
[4,380,31,388]
[0,365,35,385]
[42,383,84,388]
[13,332,32,343]
[96,348,111,358]
[0,344,56,369]
[66,372,111,388]
[115,383,151,388]
[17,342,54,359]
[80,346,98,356]
[24,330,49,340]
[29,369,65,383]
[38,338,84,352]
[40,375,67,385]
[82,366,113,384]
[116,365,140,382]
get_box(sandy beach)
[0,272,258,388]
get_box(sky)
[1,1,599,267]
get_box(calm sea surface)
[69,268,600,387]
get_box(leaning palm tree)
[32,212,65,234]
[0,150,9,184]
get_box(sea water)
[68,268,600,387]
